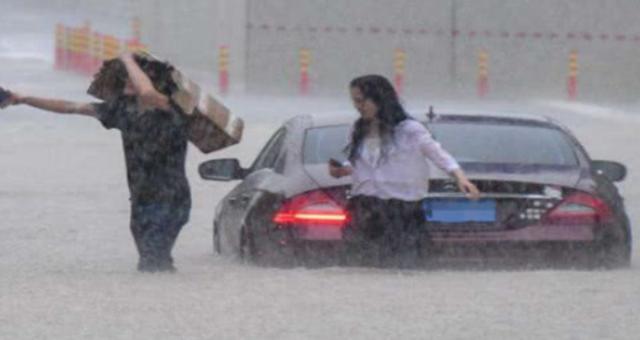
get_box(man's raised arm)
[119,53,171,111]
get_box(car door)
[218,128,288,254]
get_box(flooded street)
[1,2,640,339]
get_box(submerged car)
[199,111,631,268]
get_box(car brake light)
[273,190,349,226]
[544,192,612,224]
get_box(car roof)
[291,109,557,128]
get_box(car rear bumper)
[430,223,595,244]
[290,223,596,243]
[275,239,601,268]
[263,223,625,268]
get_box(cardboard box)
[87,53,243,154]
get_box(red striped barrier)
[299,48,311,95]
[568,50,578,100]
[218,45,230,95]
[477,50,489,98]
[393,48,406,96]
[54,19,148,77]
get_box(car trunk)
[426,164,583,231]
[300,163,585,232]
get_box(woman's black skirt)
[345,195,430,267]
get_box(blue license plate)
[423,199,497,223]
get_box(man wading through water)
[0,53,190,273]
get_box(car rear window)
[429,122,579,165]
[303,121,580,166]
[303,125,351,164]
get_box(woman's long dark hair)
[346,74,411,163]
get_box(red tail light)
[273,190,349,227]
[544,192,612,224]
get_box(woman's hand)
[457,177,480,200]
[328,163,353,178]
[451,169,480,200]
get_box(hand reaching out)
[328,163,353,178]
[0,88,22,109]
[450,168,480,200]
[457,177,480,200]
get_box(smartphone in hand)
[328,158,344,168]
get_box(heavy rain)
[0,0,639,339]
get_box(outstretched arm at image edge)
[5,92,97,118]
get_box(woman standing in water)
[329,74,480,267]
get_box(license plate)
[423,199,497,223]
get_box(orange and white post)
[131,17,141,42]
[477,49,489,98]
[90,31,103,74]
[126,40,147,54]
[126,17,147,53]
[299,48,311,95]
[77,22,92,75]
[568,50,578,101]
[67,26,81,72]
[394,48,406,95]
[66,23,91,74]
[218,45,230,95]
[64,26,73,70]
[102,35,121,61]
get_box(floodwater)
[1,3,639,340]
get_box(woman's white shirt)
[347,119,460,201]
[362,135,382,165]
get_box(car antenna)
[426,105,436,122]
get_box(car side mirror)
[591,160,627,182]
[199,159,246,181]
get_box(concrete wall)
[245,0,455,97]
[29,0,640,102]
[21,0,134,35]
[455,0,640,102]
[244,0,640,102]
[135,0,248,93]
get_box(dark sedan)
[199,111,631,268]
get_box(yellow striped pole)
[126,17,147,53]
[66,23,91,74]
[126,39,147,53]
[102,35,121,60]
[394,48,406,95]
[299,48,311,95]
[69,26,82,72]
[568,50,578,100]
[218,45,230,95]
[64,26,73,70]
[90,31,103,74]
[78,22,92,74]
[477,49,489,98]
